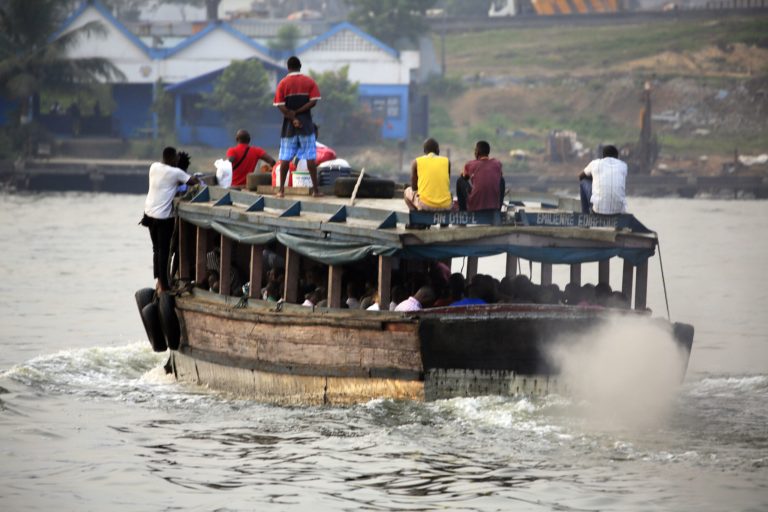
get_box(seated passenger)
[395,286,436,312]
[457,140,505,212]
[404,138,452,211]
[578,145,628,215]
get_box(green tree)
[345,0,437,47]
[0,0,123,119]
[208,59,272,136]
[311,66,381,146]
[269,24,300,53]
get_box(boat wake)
[546,314,689,429]
[0,342,181,404]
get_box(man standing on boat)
[142,147,199,293]
[457,140,505,212]
[226,129,276,188]
[578,145,628,215]
[274,56,322,197]
[404,138,452,211]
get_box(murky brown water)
[1,193,766,511]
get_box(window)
[361,96,400,119]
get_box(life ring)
[158,292,181,351]
[140,302,167,352]
[333,177,396,199]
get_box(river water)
[0,193,766,511]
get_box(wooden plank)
[598,259,610,285]
[328,265,343,308]
[622,259,634,304]
[195,226,208,285]
[635,260,648,310]
[466,256,478,280]
[378,256,392,309]
[284,247,299,303]
[219,235,232,296]
[569,263,581,286]
[541,263,552,286]
[505,254,518,278]
[249,244,264,299]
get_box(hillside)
[422,14,768,176]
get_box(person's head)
[563,282,581,305]
[391,285,408,305]
[468,274,496,303]
[602,145,619,159]
[235,129,251,144]
[162,146,178,166]
[448,273,466,301]
[474,140,491,159]
[266,280,282,300]
[414,285,436,308]
[595,282,613,305]
[423,138,439,155]
[286,56,301,71]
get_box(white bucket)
[292,170,313,188]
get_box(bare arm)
[293,99,317,115]
[277,104,295,120]
[261,153,276,167]
[410,160,418,191]
[186,175,200,186]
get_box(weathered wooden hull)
[169,292,694,404]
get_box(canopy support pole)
[284,247,299,303]
[635,260,648,310]
[378,256,392,310]
[598,259,610,285]
[249,244,263,299]
[328,265,343,308]
[569,263,581,286]
[505,254,518,278]
[466,256,478,280]
[622,259,634,303]
[541,263,552,286]
[219,235,232,296]
[195,226,208,285]
[178,219,192,281]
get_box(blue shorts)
[279,134,317,162]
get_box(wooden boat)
[139,186,694,405]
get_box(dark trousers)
[580,179,593,214]
[145,215,175,290]
[457,176,506,211]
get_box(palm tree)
[0,0,124,124]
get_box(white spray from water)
[548,315,689,429]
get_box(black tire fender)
[135,287,155,313]
[333,177,396,199]
[158,292,181,351]
[140,302,167,352]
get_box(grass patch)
[437,15,768,76]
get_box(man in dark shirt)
[457,140,505,212]
[273,56,322,197]
[226,129,275,188]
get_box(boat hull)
[170,293,694,404]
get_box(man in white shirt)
[578,145,628,215]
[394,286,436,312]
[142,147,199,292]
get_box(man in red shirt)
[273,56,322,197]
[457,140,505,212]
[226,129,276,188]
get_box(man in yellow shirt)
[404,138,452,211]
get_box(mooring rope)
[656,236,671,321]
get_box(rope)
[656,236,671,321]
